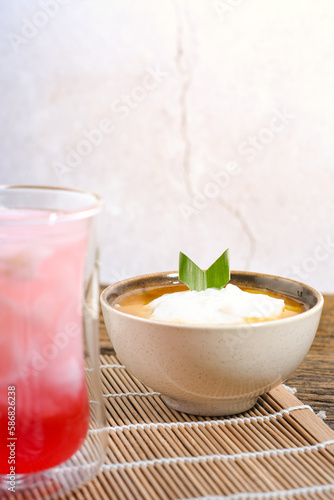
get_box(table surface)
[99,292,334,430]
[284,294,334,429]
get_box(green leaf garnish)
[179,249,230,291]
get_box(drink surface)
[0,209,90,474]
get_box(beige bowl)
[100,271,323,416]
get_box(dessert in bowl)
[100,270,323,416]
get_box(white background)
[1,0,334,291]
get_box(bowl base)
[162,395,258,416]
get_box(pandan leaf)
[179,249,230,291]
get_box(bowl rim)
[100,270,324,330]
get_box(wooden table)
[9,293,332,500]
[4,289,334,500]
[284,295,334,430]
[99,293,334,430]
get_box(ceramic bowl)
[100,271,323,416]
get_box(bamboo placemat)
[4,354,334,500]
[71,353,334,500]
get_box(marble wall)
[1,0,334,291]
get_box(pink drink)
[0,209,90,474]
